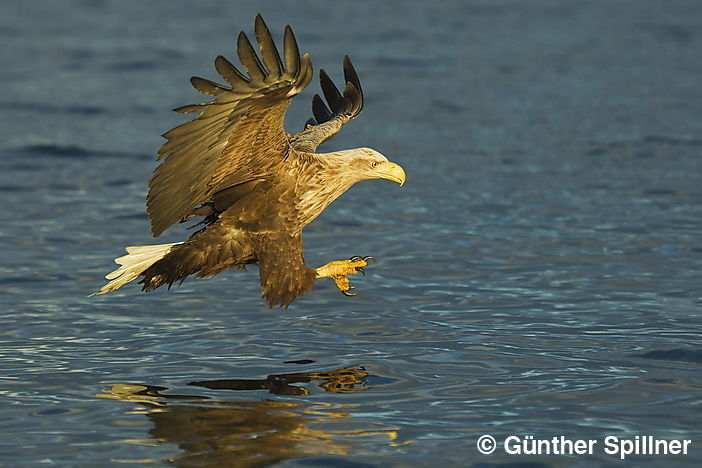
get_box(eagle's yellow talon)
[316,257,373,296]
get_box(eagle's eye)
[371,161,380,168]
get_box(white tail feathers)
[90,243,181,296]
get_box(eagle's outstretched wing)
[147,14,313,237]
[290,56,364,153]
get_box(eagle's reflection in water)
[96,365,399,467]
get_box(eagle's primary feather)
[93,14,405,306]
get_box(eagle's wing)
[289,56,363,153]
[147,14,313,237]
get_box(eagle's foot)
[316,256,375,296]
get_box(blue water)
[2,1,701,466]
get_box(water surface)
[1,0,701,466]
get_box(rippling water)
[2,0,702,466]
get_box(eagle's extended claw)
[316,256,376,297]
[363,256,375,262]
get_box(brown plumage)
[93,14,406,306]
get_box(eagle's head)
[341,147,406,186]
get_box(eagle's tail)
[90,243,182,296]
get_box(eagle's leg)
[316,256,374,296]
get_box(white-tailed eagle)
[93,14,405,306]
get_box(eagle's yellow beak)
[374,161,406,186]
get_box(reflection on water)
[189,365,370,395]
[96,366,399,467]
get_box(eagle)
[93,15,406,307]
